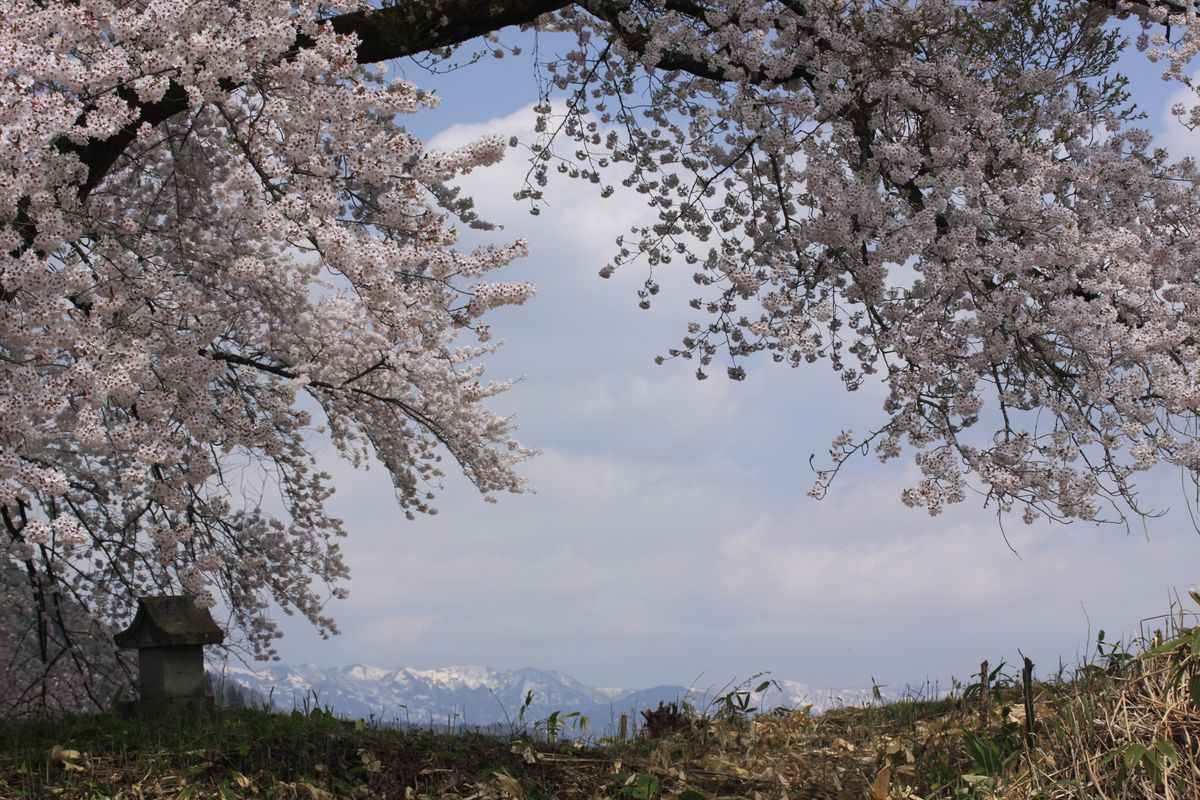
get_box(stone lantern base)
[117,695,217,718]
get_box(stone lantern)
[114,595,224,715]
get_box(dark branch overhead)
[325,0,571,65]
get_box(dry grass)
[7,611,1200,799]
[0,693,981,799]
[1003,623,1200,800]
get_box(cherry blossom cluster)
[0,0,534,713]
[529,0,1200,526]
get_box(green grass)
[0,705,602,799]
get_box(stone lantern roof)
[114,595,224,649]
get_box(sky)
[258,17,1200,695]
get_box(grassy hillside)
[4,615,1200,799]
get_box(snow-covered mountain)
[206,661,896,733]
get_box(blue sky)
[263,19,1200,694]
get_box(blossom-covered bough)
[2,0,1197,712]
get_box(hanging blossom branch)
[520,0,1200,524]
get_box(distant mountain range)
[206,662,898,735]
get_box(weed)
[535,710,589,743]
[613,771,660,799]
[703,672,778,724]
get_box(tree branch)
[324,0,571,65]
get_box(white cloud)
[274,426,1200,690]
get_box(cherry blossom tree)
[0,0,541,714]
[3,0,1199,713]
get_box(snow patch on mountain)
[207,661,903,733]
